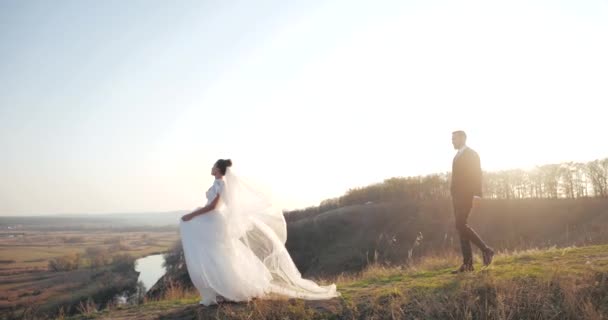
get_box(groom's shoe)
[483,248,495,267]
[451,264,474,274]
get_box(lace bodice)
[205,179,225,206]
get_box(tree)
[559,162,576,199]
[48,253,81,271]
[111,254,135,272]
[587,159,608,197]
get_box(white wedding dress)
[179,168,339,305]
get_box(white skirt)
[179,208,339,302]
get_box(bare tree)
[560,162,576,199]
[587,159,608,197]
[284,157,608,220]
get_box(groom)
[450,130,494,273]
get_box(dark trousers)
[452,197,488,266]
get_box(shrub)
[63,236,85,244]
[48,253,81,271]
[110,253,135,272]
[103,237,123,245]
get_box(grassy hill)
[141,198,608,306]
[286,199,608,277]
[62,244,608,320]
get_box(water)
[134,254,167,292]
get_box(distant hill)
[0,211,186,230]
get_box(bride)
[179,159,340,306]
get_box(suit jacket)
[451,147,482,202]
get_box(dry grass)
[0,229,178,318]
[56,244,608,320]
[0,231,177,272]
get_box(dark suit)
[451,146,488,266]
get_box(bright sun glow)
[1,0,607,214]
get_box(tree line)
[285,158,608,220]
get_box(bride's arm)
[181,195,220,221]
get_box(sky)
[1,0,607,216]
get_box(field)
[0,227,179,317]
[62,244,608,320]
[3,199,608,319]
[0,230,177,273]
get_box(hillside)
[287,198,608,276]
[64,244,608,320]
[144,198,608,301]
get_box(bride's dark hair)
[215,159,233,175]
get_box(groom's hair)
[452,130,467,139]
